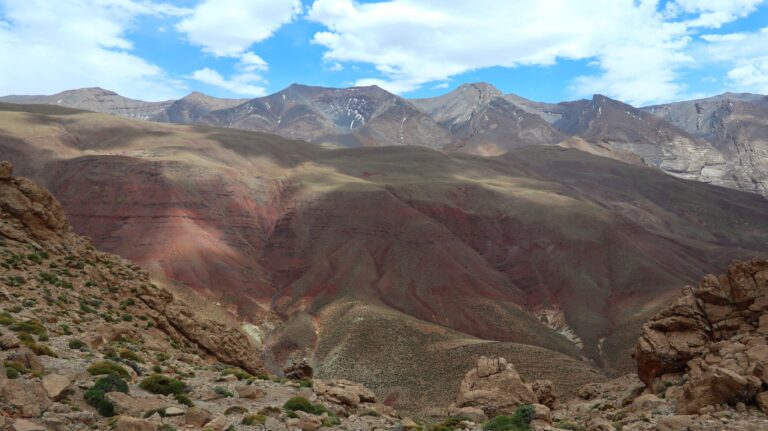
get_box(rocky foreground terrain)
[0,162,398,430]
[2,160,767,430]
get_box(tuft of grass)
[483,405,535,431]
[214,386,234,398]
[139,374,188,396]
[87,360,130,380]
[242,414,266,425]
[68,339,87,350]
[84,374,128,417]
[221,367,253,381]
[174,393,194,407]
[431,417,470,431]
[553,420,586,431]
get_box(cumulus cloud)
[176,0,301,57]
[190,68,267,97]
[700,27,768,93]
[0,0,185,100]
[307,0,764,105]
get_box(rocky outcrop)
[284,358,314,380]
[635,259,768,413]
[453,357,538,418]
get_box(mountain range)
[1,98,768,411]
[3,84,767,199]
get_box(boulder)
[670,365,762,414]
[113,416,157,431]
[531,379,558,409]
[756,391,768,414]
[236,384,265,400]
[11,419,47,431]
[0,378,52,417]
[313,379,376,408]
[7,347,44,374]
[656,415,695,431]
[585,416,614,431]
[0,161,12,179]
[185,406,212,427]
[164,406,185,416]
[0,330,20,349]
[203,415,231,431]
[284,358,313,380]
[288,411,322,431]
[454,356,537,418]
[42,374,71,400]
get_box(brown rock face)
[454,356,537,418]
[0,161,12,179]
[634,258,768,413]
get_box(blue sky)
[1,0,768,105]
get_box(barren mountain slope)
[2,102,768,409]
[644,93,768,196]
[411,83,566,155]
[151,91,248,124]
[0,87,173,120]
[202,84,454,149]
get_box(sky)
[1,0,768,106]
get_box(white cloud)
[0,0,186,100]
[666,0,765,28]
[307,0,763,105]
[190,68,267,96]
[239,52,268,72]
[700,27,768,93]
[176,0,301,57]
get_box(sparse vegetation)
[242,414,266,425]
[221,367,252,380]
[88,360,131,379]
[282,396,332,416]
[483,404,535,431]
[430,417,470,431]
[214,386,234,398]
[84,374,128,417]
[139,374,188,396]
[68,339,87,349]
[225,405,249,415]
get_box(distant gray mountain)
[201,83,454,149]
[0,87,246,123]
[411,83,566,155]
[643,93,768,196]
[152,91,248,124]
[0,87,173,120]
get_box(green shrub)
[221,367,252,381]
[87,360,130,379]
[68,339,87,349]
[296,378,313,388]
[28,342,57,357]
[155,352,170,362]
[552,420,585,431]
[119,349,143,363]
[84,374,128,416]
[158,425,176,431]
[242,414,266,425]
[322,415,342,427]
[283,396,331,416]
[143,408,167,418]
[9,319,46,336]
[360,409,380,417]
[225,406,249,415]
[483,405,535,431]
[139,374,188,396]
[214,386,234,398]
[5,367,20,379]
[174,393,194,407]
[151,364,162,373]
[431,417,470,431]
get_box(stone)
[284,357,313,380]
[105,393,172,417]
[530,403,551,423]
[454,356,537,418]
[313,379,376,407]
[0,331,20,349]
[585,416,614,431]
[184,406,212,427]
[236,384,265,400]
[531,379,558,409]
[164,406,184,416]
[7,347,44,374]
[756,391,768,414]
[203,415,231,431]
[291,411,322,431]
[656,415,695,431]
[758,314,768,335]
[402,417,419,429]
[671,366,762,414]
[0,161,12,179]
[113,416,157,431]
[0,378,52,417]
[41,374,71,400]
[631,393,663,410]
[11,419,47,431]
